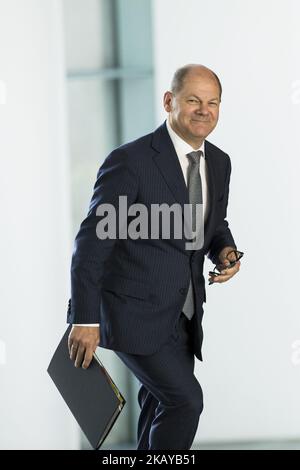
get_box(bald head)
[171,64,222,100]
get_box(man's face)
[164,73,221,148]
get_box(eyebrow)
[188,95,219,101]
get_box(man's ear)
[163,91,173,113]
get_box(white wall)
[0,0,78,449]
[153,0,300,442]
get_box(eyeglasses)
[209,249,244,285]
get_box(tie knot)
[187,150,203,165]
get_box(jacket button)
[179,288,187,295]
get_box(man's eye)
[209,102,218,106]
[188,99,198,103]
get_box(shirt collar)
[166,117,205,158]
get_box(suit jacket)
[67,121,236,360]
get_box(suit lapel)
[151,122,189,207]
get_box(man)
[67,64,241,450]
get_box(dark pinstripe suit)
[67,121,236,449]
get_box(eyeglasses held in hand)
[209,250,244,285]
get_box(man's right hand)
[68,325,100,369]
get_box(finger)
[210,274,228,283]
[221,258,241,272]
[68,335,73,355]
[220,262,240,276]
[214,266,240,283]
[69,342,79,361]
[222,259,232,267]
[82,348,94,370]
[68,328,78,355]
[208,272,219,284]
[74,346,85,368]
[227,252,237,263]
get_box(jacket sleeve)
[207,155,237,265]
[68,148,138,323]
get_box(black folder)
[47,326,126,449]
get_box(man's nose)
[195,104,209,115]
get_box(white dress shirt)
[166,118,209,222]
[74,119,209,327]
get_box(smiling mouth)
[191,119,210,123]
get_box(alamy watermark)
[95,196,204,250]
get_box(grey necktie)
[182,150,203,320]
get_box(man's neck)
[168,120,204,150]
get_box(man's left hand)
[208,246,241,284]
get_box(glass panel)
[66,79,118,234]
[63,0,117,70]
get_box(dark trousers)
[115,312,204,450]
